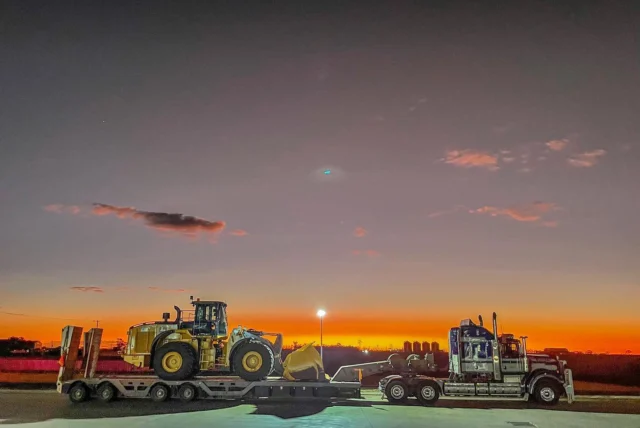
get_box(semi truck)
[378,313,574,405]
[56,312,574,406]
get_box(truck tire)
[232,341,274,381]
[533,379,561,405]
[178,384,197,402]
[150,384,170,402]
[68,382,89,403]
[385,379,409,404]
[153,342,198,381]
[97,382,116,402]
[415,380,439,406]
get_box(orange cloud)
[546,139,569,151]
[444,150,499,170]
[70,286,104,293]
[148,287,190,293]
[471,201,559,223]
[43,204,80,214]
[568,149,606,167]
[352,249,381,257]
[353,226,368,237]
[91,203,225,238]
[229,229,248,236]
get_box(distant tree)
[292,341,298,349]
[625,350,632,355]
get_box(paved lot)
[1,389,639,427]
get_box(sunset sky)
[1,2,639,354]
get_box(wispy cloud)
[567,150,606,167]
[70,286,104,293]
[427,205,468,219]
[470,201,559,224]
[91,203,225,239]
[353,226,368,237]
[229,229,248,237]
[545,139,569,151]
[352,249,381,258]
[443,150,499,171]
[148,287,190,293]
[43,204,80,214]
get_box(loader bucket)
[282,342,329,381]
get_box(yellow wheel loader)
[122,297,286,381]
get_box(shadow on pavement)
[1,393,639,424]
[0,396,383,425]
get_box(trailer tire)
[178,384,197,402]
[415,380,439,406]
[232,341,274,381]
[385,379,409,404]
[533,379,561,405]
[153,342,198,381]
[150,384,170,402]
[96,382,116,402]
[68,382,89,403]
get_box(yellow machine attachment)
[282,342,330,381]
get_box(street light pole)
[317,309,326,361]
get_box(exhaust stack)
[491,312,502,381]
[478,315,483,327]
[520,336,529,372]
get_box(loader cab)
[175,298,229,338]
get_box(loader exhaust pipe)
[478,315,483,327]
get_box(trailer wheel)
[150,384,170,402]
[385,379,409,404]
[178,384,197,402]
[232,341,274,381]
[534,379,561,405]
[415,380,439,406]
[96,382,116,402]
[153,342,198,381]
[68,382,89,403]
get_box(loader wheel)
[232,341,274,381]
[534,379,561,405]
[385,379,409,404]
[415,380,439,406]
[153,342,198,381]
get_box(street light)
[317,309,326,361]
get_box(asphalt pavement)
[1,389,639,427]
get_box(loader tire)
[232,340,274,381]
[153,342,198,381]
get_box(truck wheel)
[534,379,561,405]
[415,380,439,406]
[232,341,274,381]
[178,384,197,402]
[150,384,170,402]
[385,379,409,404]
[153,342,198,381]
[96,382,116,402]
[68,382,89,403]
